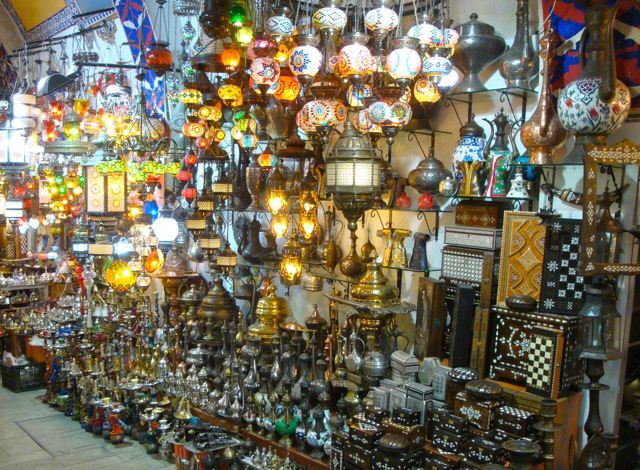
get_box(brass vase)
[317,209,342,270]
[520,27,566,164]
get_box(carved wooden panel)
[497,211,546,305]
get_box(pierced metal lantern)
[579,277,621,361]
[326,118,381,277]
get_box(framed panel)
[106,173,126,213]
[582,140,640,275]
[497,211,545,305]
[86,167,126,215]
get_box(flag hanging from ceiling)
[112,0,165,116]
[542,0,640,116]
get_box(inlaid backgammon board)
[539,218,588,315]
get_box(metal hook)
[369,209,386,228]
[407,131,428,158]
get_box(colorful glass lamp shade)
[106,260,138,293]
[386,37,422,88]
[146,42,173,76]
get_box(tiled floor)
[0,386,174,469]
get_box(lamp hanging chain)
[396,0,405,37]
[154,0,169,43]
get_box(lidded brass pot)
[248,284,289,342]
[351,262,399,308]
[198,276,238,324]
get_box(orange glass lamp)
[258,144,277,168]
[271,213,289,238]
[279,230,303,286]
[221,47,241,71]
[273,75,300,103]
[105,260,138,293]
[144,246,164,274]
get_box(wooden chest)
[489,307,583,399]
[454,200,510,228]
[371,448,425,470]
[494,405,535,437]
[465,436,508,465]
[454,391,503,431]
[432,428,469,455]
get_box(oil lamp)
[236,26,254,45]
[63,110,83,142]
[279,229,303,286]
[336,32,374,87]
[273,75,300,104]
[299,213,318,241]
[181,181,197,206]
[414,77,441,103]
[228,2,247,26]
[258,144,277,169]
[422,47,453,86]
[144,246,163,273]
[71,221,90,260]
[218,84,243,107]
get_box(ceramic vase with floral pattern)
[557,2,631,162]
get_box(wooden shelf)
[191,407,329,470]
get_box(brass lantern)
[279,230,303,286]
[248,284,289,342]
[325,118,381,277]
[265,165,287,215]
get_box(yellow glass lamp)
[414,77,441,103]
[279,229,303,286]
[236,26,254,45]
[105,260,138,293]
[218,84,243,107]
[63,110,83,142]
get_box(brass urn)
[351,261,399,308]
[248,284,289,342]
[198,276,238,323]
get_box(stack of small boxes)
[424,377,537,467]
